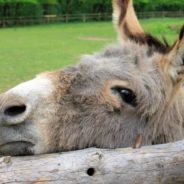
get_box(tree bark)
[0,140,184,184]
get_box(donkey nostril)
[4,105,26,117]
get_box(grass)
[0,17,183,92]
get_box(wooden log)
[0,140,184,184]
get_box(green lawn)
[0,18,183,92]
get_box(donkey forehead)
[81,44,159,82]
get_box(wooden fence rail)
[0,139,184,184]
[137,11,184,18]
[0,11,183,28]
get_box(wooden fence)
[0,13,111,27]
[0,11,183,28]
[0,140,184,183]
[137,11,184,18]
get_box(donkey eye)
[112,87,137,107]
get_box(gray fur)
[46,42,184,153]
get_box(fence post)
[98,13,102,21]
[82,14,86,22]
[2,18,6,28]
[65,14,69,23]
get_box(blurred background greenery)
[0,0,183,19]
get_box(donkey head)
[0,0,184,156]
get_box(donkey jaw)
[0,141,34,156]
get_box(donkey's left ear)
[113,0,144,42]
[162,25,184,83]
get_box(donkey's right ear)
[160,25,184,84]
[113,0,144,42]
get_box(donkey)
[0,0,184,156]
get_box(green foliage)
[58,0,112,14]
[58,0,184,14]
[134,0,184,11]
[38,0,60,15]
[15,0,42,17]
[0,0,184,18]
[0,0,42,17]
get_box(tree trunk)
[0,140,184,184]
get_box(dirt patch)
[168,24,181,31]
[78,36,112,42]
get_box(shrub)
[15,0,42,17]
[0,0,42,18]
[38,0,59,15]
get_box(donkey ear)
[162,26,184,83]
[112,0,144,42]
